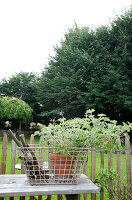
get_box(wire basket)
[19,145,88,185]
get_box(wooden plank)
[39,135,44,166]
[11,133,16,174]
[20,134,25,174]
[20,197,25,200]
[38,196,42,200]
[100,151,104,200]
[117,138,122,200]
[125,137,131,200]
[83,153,88,200]
[20,134,25,200]
[0,133,7,200]
[91,148,96,200]
[57,195,63,200]
[108,152,113,200]
[0,174,99,197]
[29,134,34,200]
[46,195,51,200]
[10,133,16,200]
[0,133,7,175]
[30,134,34,146]
[29,197,34,200]
[65,194,80,200]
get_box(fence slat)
[38,196,42,200]
[30,134,34,146]
[0,133,7,175]
[117,138,122,200]
[10,133,16,200]
[125,137,132,200]
[11,133,16,174]
[57,195,63,200]
[108,152,113,200]
[20,134,25,200]
[65,194,80,200]
[29,134,34,200]
[0,133,7,200]
[100,152,104,200]
[91,148,96,200]
[83,154,88,200]
[21,134,25,174]
[46,195,51,200]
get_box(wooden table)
[0,174,99,200]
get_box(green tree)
[0,96,33,132]
[0,72,40,122]
[37,7,132,122]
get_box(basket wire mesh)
[19,145,88,185]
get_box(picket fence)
[0,132,132,200]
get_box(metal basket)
[19,145,88,185]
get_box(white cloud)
[0,0,131,80]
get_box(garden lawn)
[0,135,132,200]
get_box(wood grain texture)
[20,134,25,174]
[91,148,96,200]
[117,138,122,200]
[57,195,63,200]
[29,134,34,200]
[65,194,80,200]
[11,133,16,174]
[100,151,104,200]
[0,133,7,174]
[10,133,16,200]
[108,152,113,200]
[125,137,132,200]
[83,154,88,200]
[0,174,99,197]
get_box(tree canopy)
[0,96,33,126]
[36,7,132,122]
[0,72,40,122]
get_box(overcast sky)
[0,0,131,80]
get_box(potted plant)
[35,109,132,180]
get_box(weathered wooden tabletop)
[0,174,99,199]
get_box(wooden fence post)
[11,133,16,174]
[10,133,16,200]
[0,133,7,200]
[20,134,25,200]
[29,134,35,200]
[100,151,104,200]
[84,153,88,200]
[37,135,44,200]
[108,152,113,200]
[91,148,96,200]
[125,137,131,200]
[21,134,25,174]
[117,138,122,200]
[0,133,7,174]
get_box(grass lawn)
[0,135,132,200]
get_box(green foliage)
[35,109,132,154]
[0,72,40,122]
[96,168,128,199]
[36,7,132,122]
[0,96,33,123]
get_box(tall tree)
[37,7,132,122]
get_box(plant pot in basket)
[49,153,74,178]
